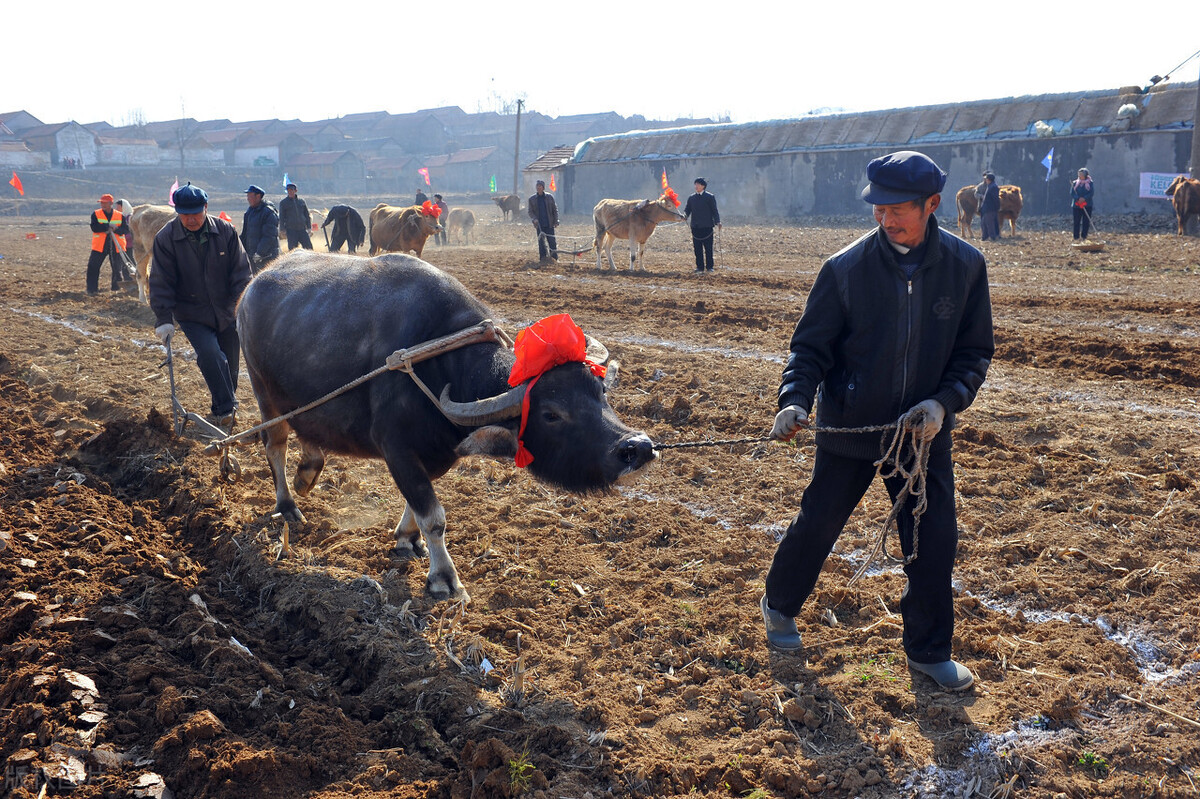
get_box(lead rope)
[653,409,932,580]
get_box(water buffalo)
[237,250,657,600]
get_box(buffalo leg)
[261,419,305,523]
[293,438,325,496]
[393,505,429,558]
[382,454,466,601]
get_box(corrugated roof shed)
[572,82,1196,164]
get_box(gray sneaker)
[907,658,975,691]
[760,595,802,651]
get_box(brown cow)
[129,204,176,303]
[491,194,520,222]
[446,208,476,245]
[1165,175,1200,236]
[368,204,443,257]
[593,193,686,270]
[955,183,1023,238]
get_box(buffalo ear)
[456,426,518,460]
[603,359,621,391]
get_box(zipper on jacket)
[901,279,913,417]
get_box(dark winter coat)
[149,216,252,332]
[683,191,720,228]
[778,215,994,459]
[241,200,280,261]
[279,195,311,232]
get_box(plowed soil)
[2,207,1199,798]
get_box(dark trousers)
[177,321,240,417]
[1072,205,1092,239]
[692,227,714,270]
[329,225,357,254]
[765,445,959,663]
[86,246,124,293]
[435,229,447,246]
[980,211,1000,240]
[285,228,313,250]
[536,223,557,260]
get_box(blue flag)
[1041,148,1054,181]
[282,172,290,189]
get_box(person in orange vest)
[86,193,130,295]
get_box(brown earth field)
[2,205,1200,799]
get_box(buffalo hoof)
[274,503,306,525]
[393,533,428,559]
[425,576,469,604]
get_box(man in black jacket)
[762,151,994,692]
[149,183,253,430]
[240,184,280,270]
[975,172,1001,241]
[322,205,366,254]
[683,178,721,271]
[278,182,313,251]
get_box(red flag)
[661,168,669,190]
[549,173,556,192]
[418,167,430,186]
[168,177,179,207]
[218,211,233,223]
[9,171,24,196]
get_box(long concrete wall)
[561,129,1193,222]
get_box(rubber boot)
[760,595,802,651]
[908,658,975,691]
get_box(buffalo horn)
[439,384,525,426]
[584,335,609,365]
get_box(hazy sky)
[9,2,1199,128]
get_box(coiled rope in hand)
[652,407,933,582]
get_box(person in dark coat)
[150,183,253,430]
[414,188,428,206]
[683,178,721,271]
[240,184,280,270]
[527,180,559,262]
[321,205,366,254]
[278,182,313,251]
[1070,168,1095,240]
[974,172,1001,241]
[763,151,994,693]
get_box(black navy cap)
[173,182,208,214]
[860,151,947,205]
[244,184,266,195]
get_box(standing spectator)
[278,182,313,251]
[322,205,366,254]
[762,150,994,693]
[684,178,721,272]
[432,194,449,246]
[85,193,130,295]
[975,172,1001,241]
[149,183,252,431]
[1070,168,1095,240]
[527,180,558,263]
[240,184,280,271]
[414,187,429,206]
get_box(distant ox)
[593,193,686,270]
[368,203,442,257]
[955,184,1024,238]
[446,208,476,245]
[237,251,657,599]
[492,194,521,222]
[129,204,176,303]
[1165,175,1200,236]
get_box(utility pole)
[512,98,523,196]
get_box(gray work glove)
[906,399,945,442]
[771,404,810,442]
[155,324,174,345]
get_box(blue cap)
[860,151,947,205]
[173,182,208,214]
[244,184,265,195]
